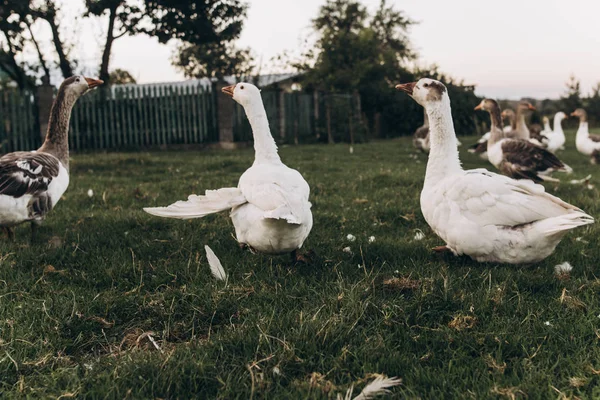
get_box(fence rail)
[1,82,361,153]
[0,89,40,153]
[69,84,217,150]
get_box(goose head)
[542,116,549,124]
[555,111,567,121]
[517,102,536,114]
[570,108,587,121]
[474,99,500,113]
[222,82,262,108]
[501,109,515,120]
[395,78,448,109]
[59,76,103,101]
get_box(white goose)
[572,108,600,164]
[0,76,103,240]
[544,112,567,153]
[144,83,313,261]
[540,116,552,138]
[396,78,593,264]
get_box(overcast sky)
[44,0,600,99]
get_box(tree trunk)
[99,6,118,84]
[42,3,73,78]
[25,21,51,84]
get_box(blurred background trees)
[1,0,598,136]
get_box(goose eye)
[240,85,245,90]
[423,83,429,87]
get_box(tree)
[586,82,600,124]
[109,68,137,84]
[297,0,418,138]
[0,0,35,89]
[0,0,75,88]
[561,74,582,113]
[174,41,254,79]
[85,0,143,84]
[33,0,75,78]
[142,0,247,44]
[167,0,250,80]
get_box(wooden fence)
[0,89,41,153]
[69,84,217,150]
[0,83,361,152]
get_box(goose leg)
[3,227,14,241]
[30,221,40,243]
[432,245,452,254]
[291,249,315,264]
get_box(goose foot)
[291,249,315,264]
[239,243,257,254]
[432,245,452,254]
[3,227,14,242]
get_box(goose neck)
[515,109,529,139]
[244,101,281,164]
[424,100,462,187]
[38,90,77,169]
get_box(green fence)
[1,83,360,152]
[69,84,217,150]
[232,91,320,144]
[0,89,40,153]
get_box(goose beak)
[474,104,483,111]
[85,77,104,89]
[222,85,235,97]
[395,82,416,96]
[570,111,577,117]
[528,104,536,111]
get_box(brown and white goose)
[413,110,461,152]
[470,104,536,159]
[501,109,516,133]
[0,76,103,240]
[475,99,571,183]
[413,110,430,152]
[572,108,600,164]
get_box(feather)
[205,245,227,282]
[352,376,402,400]
[144,188,246,220]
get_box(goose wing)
[499,139,564,180]
[0,152,61,198]
[240,165,310,224]
[446,169,579,228]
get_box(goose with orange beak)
[0,75,103,241]
[474,99,571,183]
[395,78,593,264]
[145,82,313,262]
[571,108,600,164]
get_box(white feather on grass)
[337,376,402,400]
[353,376,402,399]
[554,261,573,275]
[205,245,227,282]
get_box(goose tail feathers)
[536,212,594,237]
[144,188,247,219]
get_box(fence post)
[215,81,235,148]
[37,83,54,141]
[278,89,286,139]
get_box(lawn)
[0,132,599,399]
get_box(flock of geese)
[0,76,595,266]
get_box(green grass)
[1,132,599,399]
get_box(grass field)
[1,132,599,399]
